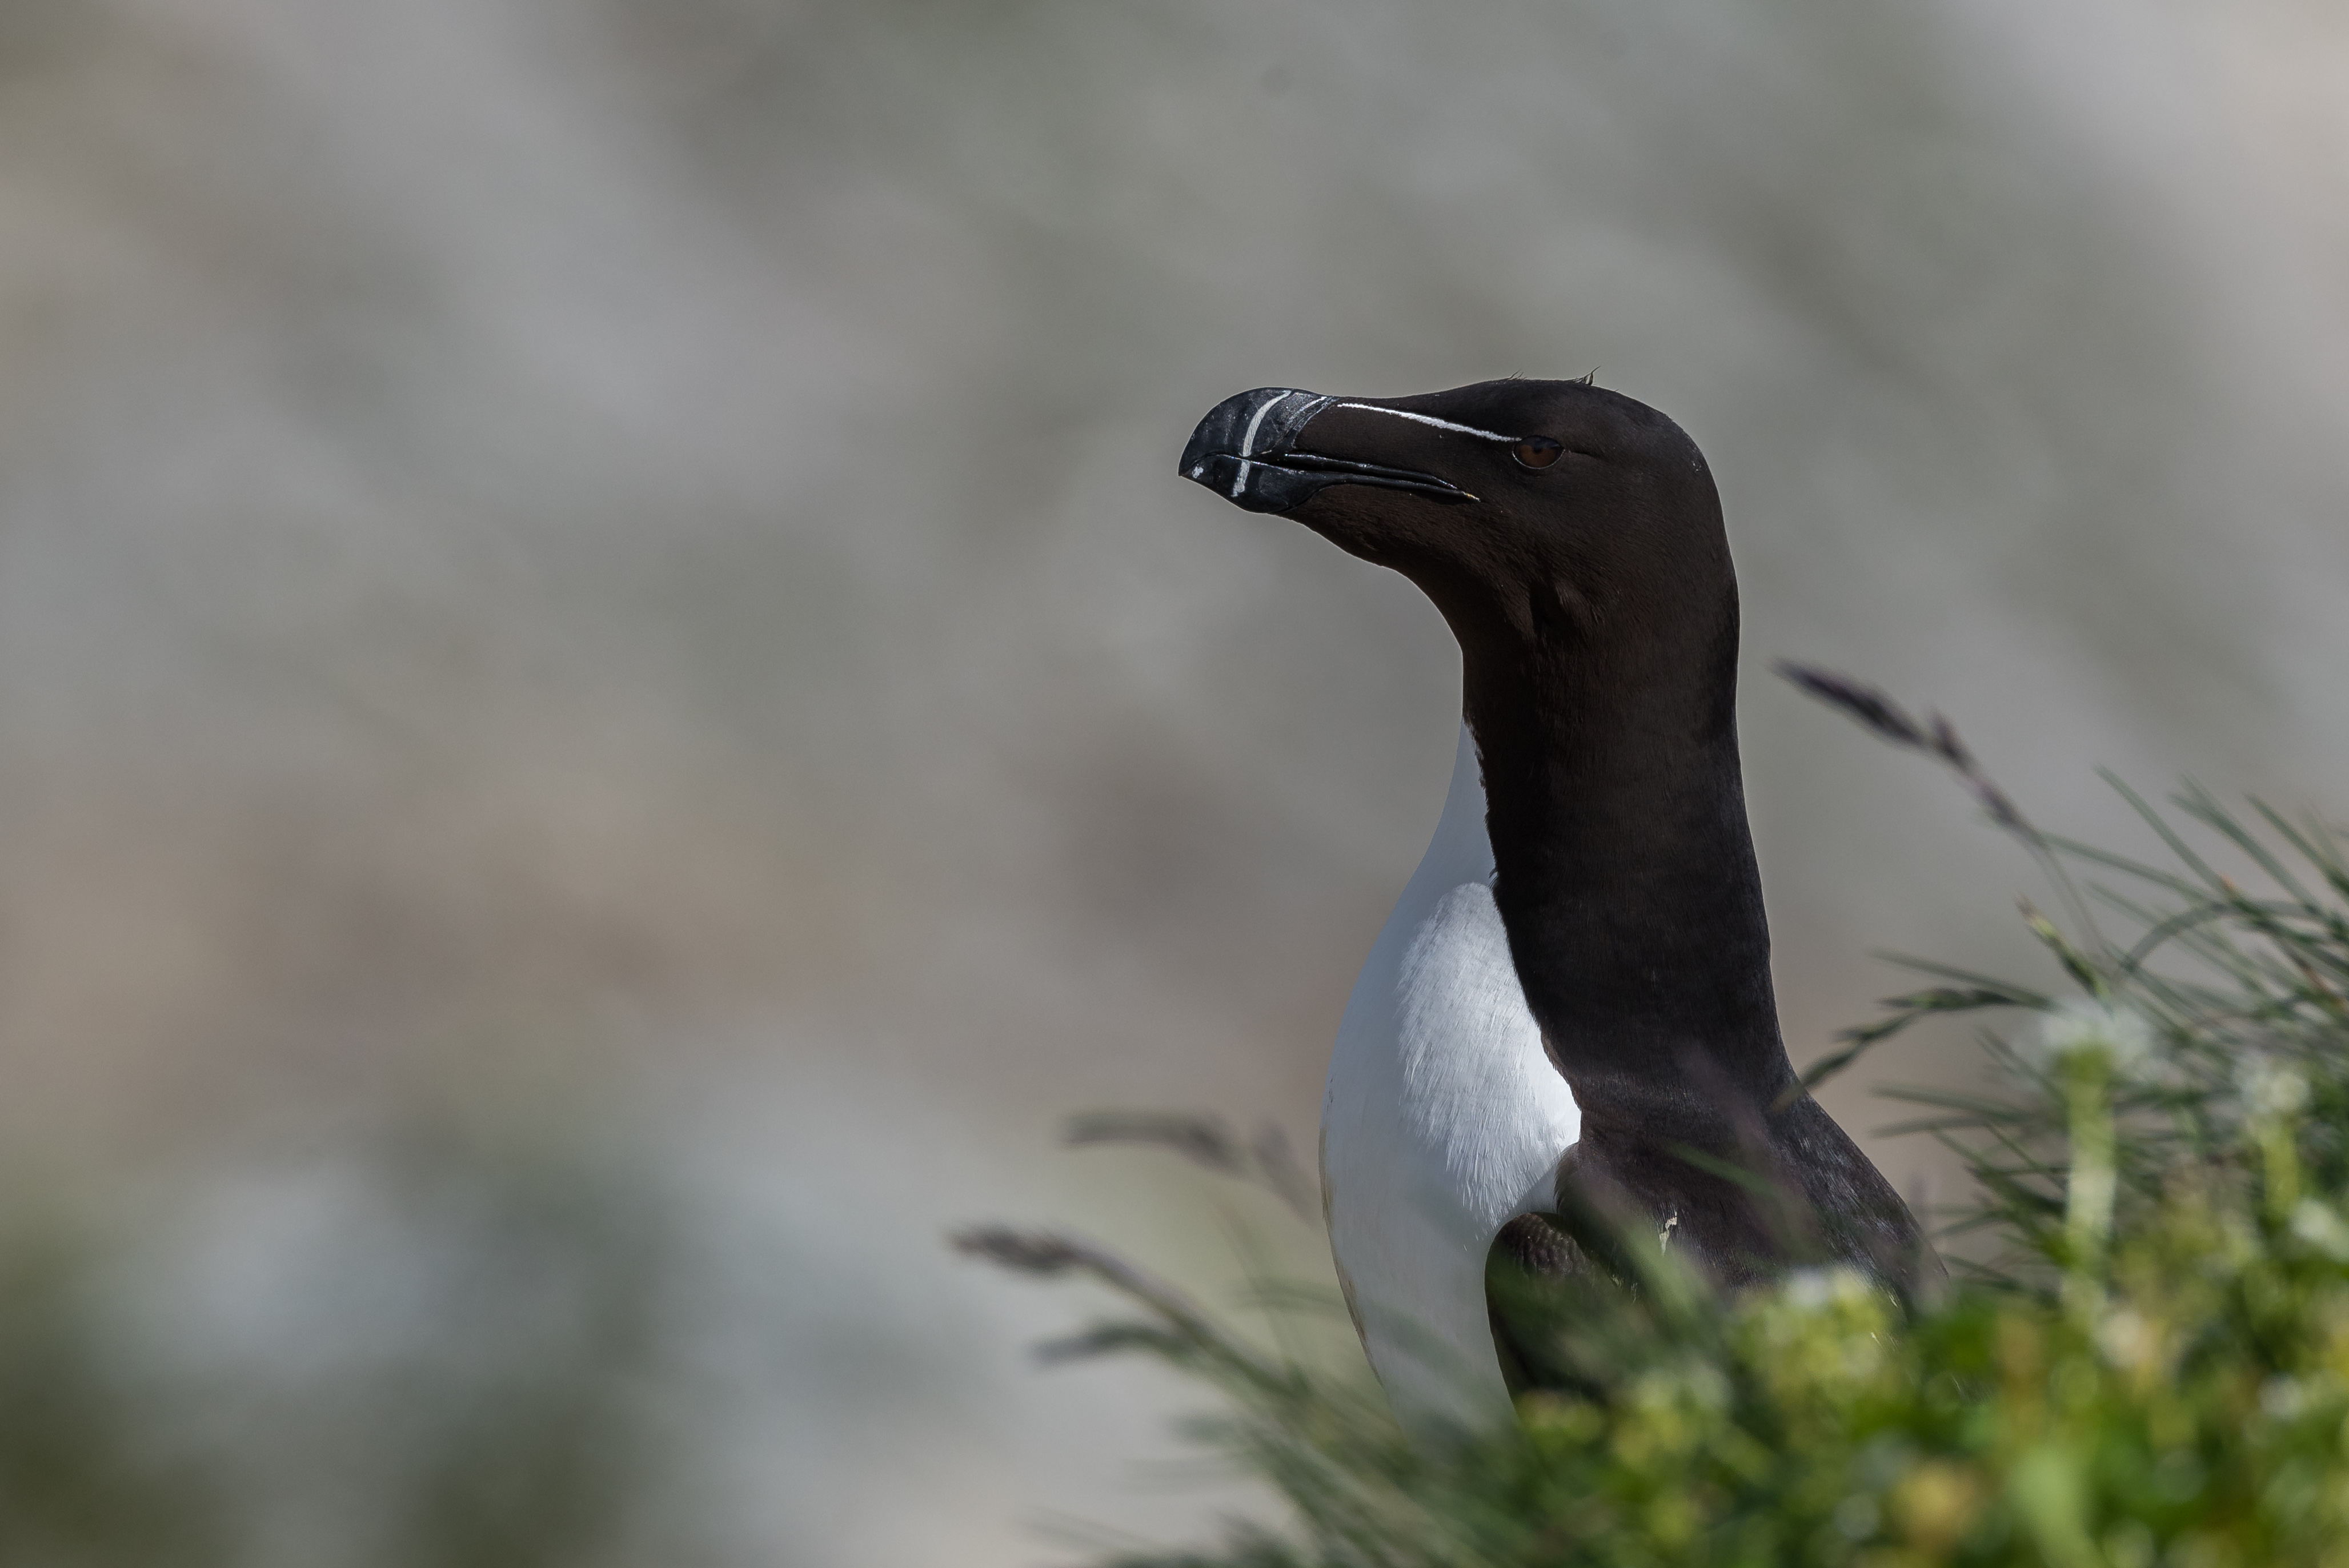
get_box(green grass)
[0,1124,687,1568]
[963,672,2349,1568]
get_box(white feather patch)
[1320,724,1580,1430]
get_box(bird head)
[1180,379,1733,676]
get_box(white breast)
[1320,725,1581,1428]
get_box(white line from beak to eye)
[1231,388,1296,498]
[1330,403,1514,443]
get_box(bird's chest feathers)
[1325,873,1578,1238]
[1391,883,1573,1216]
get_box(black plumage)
[1182,380,1939,1335]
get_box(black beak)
[1179,388,1476,514]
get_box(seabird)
[1178,380,1935,1424]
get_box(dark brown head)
[1180,380,1732,687]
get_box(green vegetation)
[0,1126,688,1568]
[965,674,2349,1568]
[0,1220,226,1568]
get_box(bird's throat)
[1461,604,1799,1130]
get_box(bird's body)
[1320,724,1579,1424]
[1181,377,1938,1422]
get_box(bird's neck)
[1460,599,1797,1134]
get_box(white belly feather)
[1320,725,1581,1427]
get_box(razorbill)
[1178,380,1936,1422]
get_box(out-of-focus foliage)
[0,1127,702,1568]
[0,1220,225,1568]
[972,686,2349,1567]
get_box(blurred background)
[0,0,2344,1561]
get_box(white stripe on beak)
[1230,389,1297,499]
[1330,403,1514,443]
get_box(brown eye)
[1513,436,1564,470]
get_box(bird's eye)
[1513,437,1564,470]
